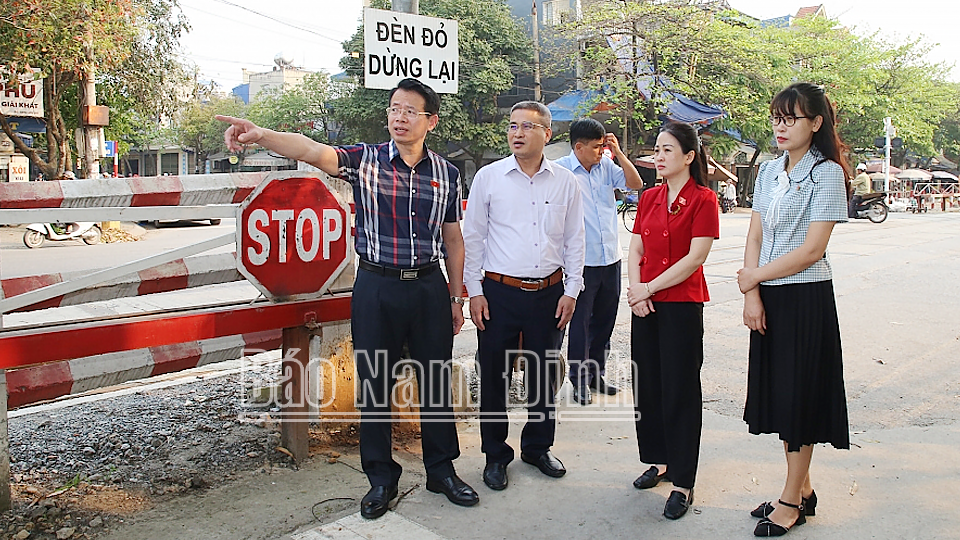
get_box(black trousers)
[567,261,621,385]
[478,278,564,464]
[352,267,460,487]
[631,302,704,489]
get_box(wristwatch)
[450,296,465,305]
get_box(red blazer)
[632,179,719,303]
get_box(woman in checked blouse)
[738,82,851,537]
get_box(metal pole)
[391,0,418,14]
[532,1,542,102]
[883,117,893,198]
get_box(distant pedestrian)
[626,120,718,520]
[738,82,851,537]
[554,118,642,405]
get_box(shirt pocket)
[542,204,568,243]
[777,182,813,222]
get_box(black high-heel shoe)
[753,499,806,537]
[751,490,817,518]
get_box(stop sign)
[237,175,350,301]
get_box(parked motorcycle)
[23,222,102,248]
[851,192,888,223]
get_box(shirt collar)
[388,140,432,168]
[563,150,590,173]
[506,154,556,178]
[783,146,825,181]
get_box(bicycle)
[618,190,639,232]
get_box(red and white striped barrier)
[0,172,271,209]
[3,330,281,408]
[0,252,242,312]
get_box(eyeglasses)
[508,121,549,133]
[770,115,811,127]
[386,106,433,119]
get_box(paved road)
[25,208,955,539]
[0,219,237,278]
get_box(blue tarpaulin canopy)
[547,35,725,125]
[547,90,605,122]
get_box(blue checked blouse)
[752,147,848,285]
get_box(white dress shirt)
[554,151,627,266]
[462,154,586,299]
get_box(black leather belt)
[359,260,440,280]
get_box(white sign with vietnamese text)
[0,67,44,119]
[9,154,30,182]
[363,8,458,94]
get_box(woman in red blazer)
[626,121,719,520]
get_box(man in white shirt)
[462,101,586,492]
[555,118,642,405]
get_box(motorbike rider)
[849,163,870,218]
[723,181,738,212]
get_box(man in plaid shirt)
[218,78,477,519]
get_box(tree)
[0,0,189,179]
[933,84,960,163]
[173,91,246,170]
[567,0,783,157]
[333,0,532,176]
[247,72,334,143]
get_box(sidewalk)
[93,397,960,540]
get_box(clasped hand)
[627,283,655,318]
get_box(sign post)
[363,8,459,93]
[237,174,351,461]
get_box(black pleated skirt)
[743,281,850,451]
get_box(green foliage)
[173,91,246,164]
[933,84,960,162]
[0,0,190,177]
[247,72,334,143]
[563,0,960,165]
[333,0,532,170]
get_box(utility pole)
[80,2,105,179]
[531,1,542,102]
[883,117,895,200]
[392,0,418,13]
[80,2,98,179]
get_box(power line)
[204,0,345,43]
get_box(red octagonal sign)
[237,175,350,301]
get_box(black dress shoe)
[663,488,693,520]
[633,465,668,489]
[751,490,817,518]
[572,384,592,405]
[360,484,398,519]
[520,451,566,478]
[483,462,508,490]
[754,499,805,536]
[426,474,479,506]
[589,377,618,395]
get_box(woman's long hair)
[660,121,709,187]
[771,83,851,189]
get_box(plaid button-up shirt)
[335,141,462,268]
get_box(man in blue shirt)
[555,118,642,404]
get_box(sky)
[177,0,958,92]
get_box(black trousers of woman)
[631,302,704,489]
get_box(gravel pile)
[2,360,302,539]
